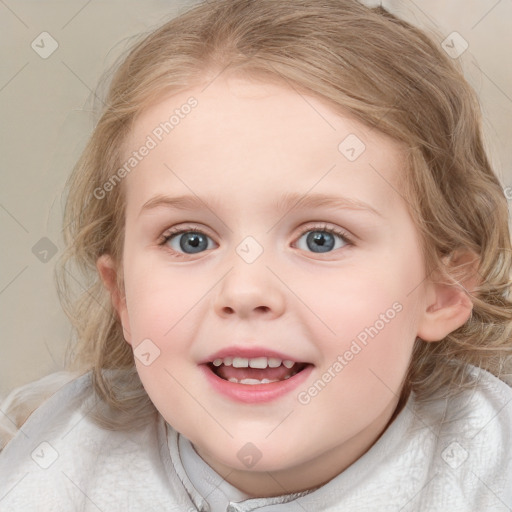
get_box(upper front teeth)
[212,357,295,369]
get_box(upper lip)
[199,345,311,365]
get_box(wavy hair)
[48,0,512,430]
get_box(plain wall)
[1,0,511,397]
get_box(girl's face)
[99,75,472,497]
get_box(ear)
[417,250,480,342]
[96,254,132,345]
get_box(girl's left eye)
[293,225,353,254]
[158,224,353,256]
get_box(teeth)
[268,357,281,368]
[232,357,249,368]
[249,357,268,369]
[226,370,300,385]
[228,377,280,384]
[211,356,298,369]
[241,378,279,385]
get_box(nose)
[213,259,286,320]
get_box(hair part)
[50,0,512,430]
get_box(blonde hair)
[39,0,512,430]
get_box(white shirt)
[0,365,511,511]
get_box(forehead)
[121,75,407,219]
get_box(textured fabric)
[174,428,253,509]
[0,366,511,511]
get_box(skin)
[97,74,474,497]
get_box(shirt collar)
[166,425,315,512]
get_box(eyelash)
[158,223,354,258]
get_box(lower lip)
[200,363,314,403]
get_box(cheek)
[122,264,206,423]
[305,296,417,424]
[298,256,422,385]
[293,262,416,338]
[123,261,204,340]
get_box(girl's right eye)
[159,227,217,256]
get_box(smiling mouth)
[206,361,311,385]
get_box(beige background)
[1,0,511,398]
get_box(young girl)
[1,0,511,510]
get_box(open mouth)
[206,358,312,385]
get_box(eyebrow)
[139,192,382,218]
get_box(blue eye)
[295,226,351,253]
[162,229,216,255]
[160,224,353,257]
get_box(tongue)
[215,364,298,381]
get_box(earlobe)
[417,250,480,343]
[96,254,132,344]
